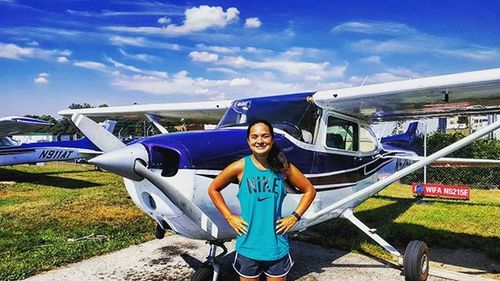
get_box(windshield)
[0,137,14,147]
[218,94,319,142]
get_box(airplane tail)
[380,122,424,155]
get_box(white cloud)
[352,38,500,61]
[350,67,420,84]
[189,51,219,62]
[332,21,416,35]
[73,60,108,72]
[0,43,33,59]
[164,5,239,34]
[34,77,48,84]
[0,42,70,60]
[359,56,381,64]
[57,56,69,63]
[118,49,157,62]
[195,44,241,54]
[216,55,346,80]
[34,72,49,84]
[158,16,171,24]
[28,41,39,46]
[229,77,251,86]
[112,70,224,98]
[245,17,262,28]
[106,57,168,78]
[335,21,500,62]
[109,35,181,50]
[206,67,240,75]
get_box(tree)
[68,103,93,109]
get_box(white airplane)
[0,117,116,166]
[60,68,500,281]
[0,116,53,136]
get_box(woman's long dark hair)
[247,119,290,174]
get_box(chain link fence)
[400,132,500,189]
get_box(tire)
[403,240,429,281]
[191,265,213,281]
[155,224,165,239]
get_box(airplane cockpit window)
[359,126,377,152]
[326,116,358,151]
[0,137,14,147]
[296,103,320,144]
[218,94,319,143]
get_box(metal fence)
[400,132,500,190]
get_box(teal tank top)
[235,155,289,260]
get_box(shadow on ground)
[303,194,499,274]
[0,167,100,189]
[177,241,394,281]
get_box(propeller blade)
[134,161,219,239]
[71,113,125,152]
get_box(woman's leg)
[240,277,260,281]
[266,275,286,281]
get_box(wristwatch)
[291,211,301,221]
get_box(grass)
[297,183,500,265]
[0,163,498,280]
[0,163,155,281]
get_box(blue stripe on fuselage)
[138,128,399,175]
[0,137,99,152]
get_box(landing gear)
[155,224,166,239]
[191,241,227,281]
[341,208,430,281]
[191,265,213,281]
[403,241,429,281]
[155,222,171,239]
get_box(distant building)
[469,114,499,139]
[12,133,54,144]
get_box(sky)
[1,0,499,118]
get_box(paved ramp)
[25,234,487,281]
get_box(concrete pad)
[25,234,490,281]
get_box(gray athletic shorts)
[232,252,294,278]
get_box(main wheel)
[403,240,429,281]
[191,265,213,281]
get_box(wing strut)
[341,208,401,258]
[145,114,168,134]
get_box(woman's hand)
[275,215,298,235]
[226,215,248,236]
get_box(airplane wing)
[0,116,53,137]
[58,100,233,124]
[313,68,500,122]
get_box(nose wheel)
[191,241,227,281]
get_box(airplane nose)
[88,143,149,181]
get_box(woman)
[208,119,316,281]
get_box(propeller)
[71,113,219,238]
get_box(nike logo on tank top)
[235,155,289,260]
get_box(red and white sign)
[412,183,470,200]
